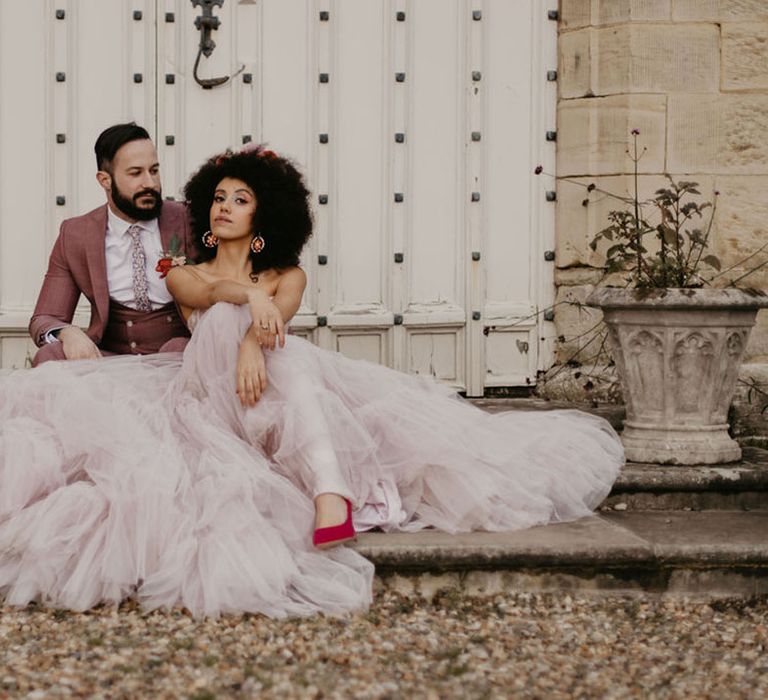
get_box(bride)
[0,145,623,618]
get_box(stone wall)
[554,1,768,373]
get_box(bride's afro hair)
[183,145,313,274]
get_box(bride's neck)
[210,240,252,278]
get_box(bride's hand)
[237,331,267,407]
[247,290,285,351]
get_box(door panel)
[0,1,556,392]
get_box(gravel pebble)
[0,591,766,699]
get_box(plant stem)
[727,258,768,286]
[632,134,642,286]
[688,199,717,282]
[706,241,768,282]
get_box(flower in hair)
[214,149,234,166]
[239,141,279,161]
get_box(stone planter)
[586,288,768,465]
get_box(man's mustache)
[133,188,161,202]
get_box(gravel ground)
[0,590,766,699]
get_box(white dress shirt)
[105,206,174,309]
[43,206,174,343]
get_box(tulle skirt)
[0,303,623,617]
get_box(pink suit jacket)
[29,201,194,347]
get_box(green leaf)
[656,224,677,245]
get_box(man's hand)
[237,330,267,407]
[58,326,102,360]
[247,290,285,351]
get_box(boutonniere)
[156,235,187,279]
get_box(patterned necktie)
[127,224,152,312]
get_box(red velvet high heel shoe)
[313,498,356,549]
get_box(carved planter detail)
[587,288,768,465]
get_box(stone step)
[472,399,768,510]
[604,447,768,511]
[353,510,768,598]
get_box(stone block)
[595,25,720,95]
[555,174,666,269]
[554,267,605,286]
[555,175,599,268]
[713,176,768,277]
[553,284,604,364]
[722,23,768,91]
[668,95,768,174]
[666,94,721,173]
[535,364,622,404]
[594,0,671,24]
[558,95,666,176]
[562,0,672,26]
[719,97,768,174]
[672,0,720,20]
[673,0,768,22]
[560,0,591,29]
[559,29,592,99]
[746,316,768,361]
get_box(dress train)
[0,302,623,617]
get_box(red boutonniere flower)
[156,235,187,279]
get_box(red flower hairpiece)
[240,141,279,161]
[214,150,234,166]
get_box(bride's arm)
[236,327,267,406]
[166,265,307,350]
[167,266,281,344]
[245,266,307,350]
[271,267,307,325]
[166,266,257,309]
[235,268,307,401]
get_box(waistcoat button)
[126,320,134,327]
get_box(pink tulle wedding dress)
[0,303,623,617]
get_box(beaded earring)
[202,230,219,248]
[250,234,266,254]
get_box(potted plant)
[561,131,768,465]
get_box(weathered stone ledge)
[613,447,768,494]
[355,511,768,596]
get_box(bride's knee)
[205,302,243,321]
[202,302,253,332]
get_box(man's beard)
[111,180,163,221]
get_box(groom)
[29,123,194,366]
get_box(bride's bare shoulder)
[170,262,214,280]
[276,266,307,285]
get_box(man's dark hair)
[94,122,151,172]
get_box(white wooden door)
[0,1,556,395]
[0,0,158,369]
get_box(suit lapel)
[85,205,110,323]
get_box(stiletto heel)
[313,498,356,549]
